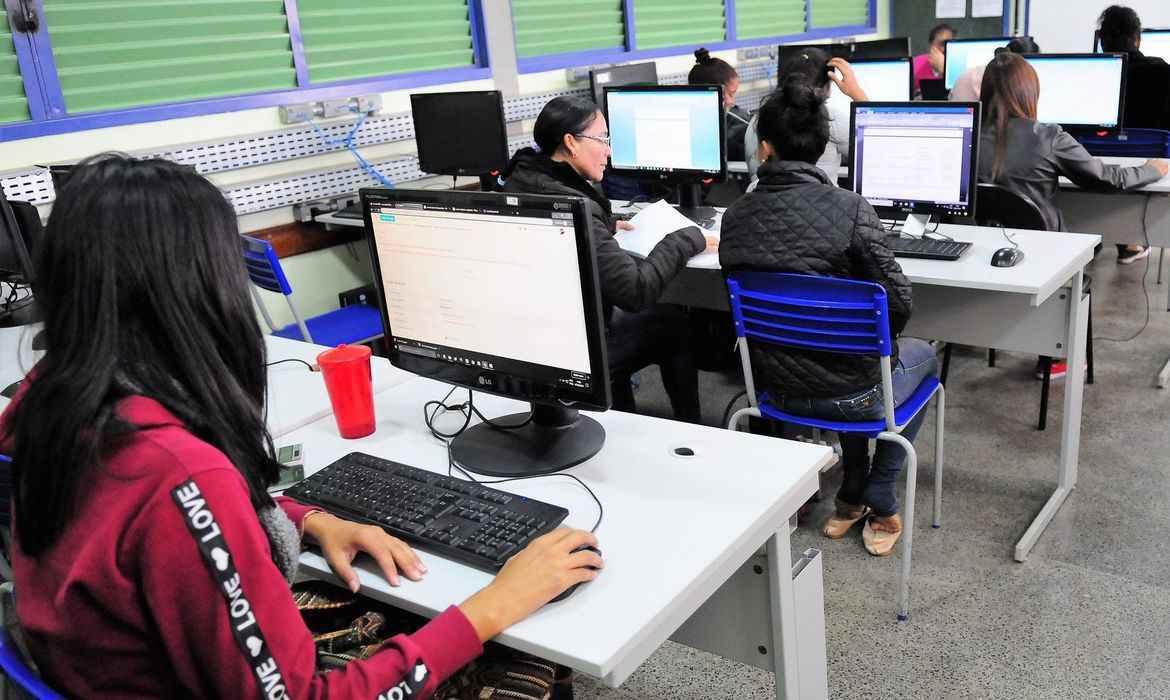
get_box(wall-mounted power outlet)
[565,66,596,83]
[737,46,776,62]
[278,94,383,125]
[279,102,317,124]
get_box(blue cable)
[306,112,395,189]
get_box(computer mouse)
[991,247,1025,267]
[549,545,602,603]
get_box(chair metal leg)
[878,431,916,622]
[1038,356,1051,431]
[1085,295,1094,385]
[940,344,952,385]
[987,349,997,367]
[933,387,945,529]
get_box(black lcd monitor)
[778,42,850,71]
[848,57,913,102]
[1024,53,1127,133]
[604,84,726,222]
[850,37,911,60]
[589,62,658,111]
[943,37,1012,90]
[0,199,39,326]
[361,188,610,477]
[1094,28,1170,62]
[850,101,981,235]
[410,91,509,190]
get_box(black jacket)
[978,118,1161,231]
[501,148,705,315]
[719,160,913,399]
[1121,50,1170,130]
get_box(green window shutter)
[42,1,296,115]
[736,0,805,40]
[809,0,869,29]
[0,13,30,124]
[298,0,475,84]
[634,0,726,50]
[512,0,625,58]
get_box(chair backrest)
[240,236,293,295]
[974,184,1047,231]
[0,584,61,700]
[726,271,899,428]
[727,271,892,357]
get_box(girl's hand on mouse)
[459,528,602,642]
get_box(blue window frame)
[513,0,878,74]
[0,0,491,142]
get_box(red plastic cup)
[317,344,376,439]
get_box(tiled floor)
[578,248,1170,698]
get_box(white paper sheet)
[616,199,716,259]
[935,0,966,18]
[972,0,1002,17]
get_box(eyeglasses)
[574,133,611,146]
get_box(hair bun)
[779,76,824,110]
[694,48,711,64]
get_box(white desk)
[638,222,1098,563]
[1052,156,1170,385]
[285,376,834,699]
[264,335,412,439]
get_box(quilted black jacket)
[719,160,913,399]
[501,148,705,315]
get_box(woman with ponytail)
[688,48,752,160]
[977,52,1166,233]
[720,81,932,558]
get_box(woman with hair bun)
[688,48,752,160]
[720,80,934,558]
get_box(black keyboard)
[886,235,972,261]
[334,204,363,220]
[283,452,568,572]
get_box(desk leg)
[1014,272,1087,562]
[767,523,801,700]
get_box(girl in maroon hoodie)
[0,154,602,698]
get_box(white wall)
[1028,0,1170,53]
[3,1,889,327]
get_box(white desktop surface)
[0,324,41,411]
[287,377,832,685]
[264,336,412,438]
[1059,155,1170,193]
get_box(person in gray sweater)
[977,52,1168,237]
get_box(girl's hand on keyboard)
[459,528,602,642]
[304,511,427,591]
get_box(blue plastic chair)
[0,582,61,700]
[724,272,944,622]
[240,236,383,346]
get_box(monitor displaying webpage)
[1028,56,1124,127]
[1140,31,1170,62]
[607,89,723,173]
[849,60,912,101]
[852,105,977,212]
[368,202,592,379]
[945,39,1009,89]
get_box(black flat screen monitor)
[1024,53,1127,132]
[850,37,911,59]
[850,101,981,228]
[362,188,610,477]
[410,91,509,178]
[778,42,850,71]
[589,62,658,111]
[848,57,913,101]
[943,37,1012,90]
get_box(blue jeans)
[772,338,938,517]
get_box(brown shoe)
[822,499,872,539]
[863,513,903,557]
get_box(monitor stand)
[450,402,605,477]
[901,213,932,237]
[673,183,716,226]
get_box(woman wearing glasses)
[502,96,717,423]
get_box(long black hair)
[2,154,280,556]
[532,95,601,155]
[688,48,738,87]
[757,79,831,164]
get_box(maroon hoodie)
[2,395,482,698]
